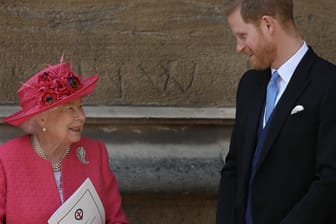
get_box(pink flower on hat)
[35,70,83,106]
[40,90,57,106]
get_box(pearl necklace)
[31,135,71,172]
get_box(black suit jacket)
[216,48,336,224]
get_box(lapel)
[240,70,270,185]
[254,48,317,173]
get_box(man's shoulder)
[243,69,268,78]
[304,47,336,73]
[238,69,269,88]
[313,56,336,73]
[305,52,336,83]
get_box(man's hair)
[227,0,294,25]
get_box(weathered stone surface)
[122,193,216,224]
[0,0,334,107]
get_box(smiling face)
[228,7,276,70]
[41,98,86,146]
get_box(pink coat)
[0,135,128,224]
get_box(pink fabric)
[0,135,128,224]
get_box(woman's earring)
[42,127,46,132]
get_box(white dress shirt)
[263,41,309,127]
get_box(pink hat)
[3,59,99,126]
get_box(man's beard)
[248,39,276,70]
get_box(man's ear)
[260,15,276,33]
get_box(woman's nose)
[74,108,85,121]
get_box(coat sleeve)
[98,141,129,224]
[216,72,249,224]
[216,126,239,224]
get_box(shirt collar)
[271,41,309,83]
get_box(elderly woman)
[0,58,128,224]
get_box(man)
[216,0,336,223]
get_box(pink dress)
[0,135,128,224]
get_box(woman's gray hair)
[20,115,39,134]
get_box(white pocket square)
[290,105,304,115]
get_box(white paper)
[48,178,105,224]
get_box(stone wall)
[0,0,335,223]
[1,0,334,107]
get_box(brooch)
[76,146,89,165]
